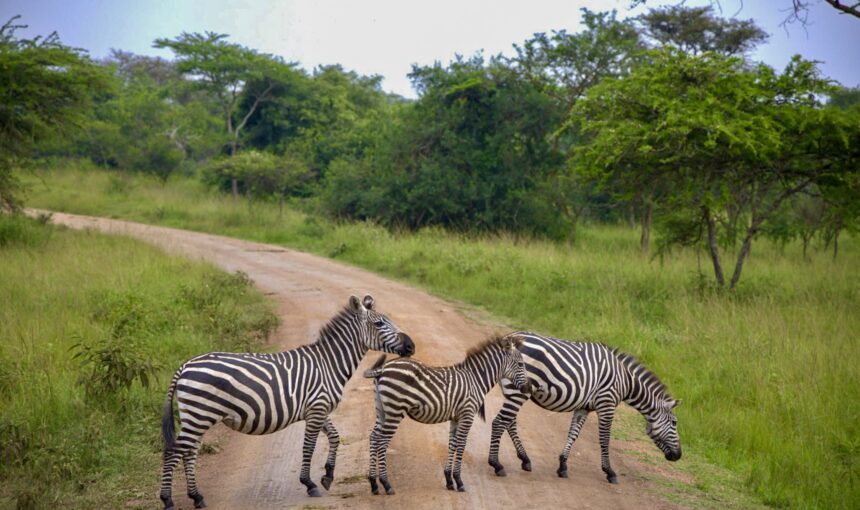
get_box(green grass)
[0,213,278,509]
[22,163,860,509]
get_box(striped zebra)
[158,295,415,510]
[364,335,532,495]
[487,332,681,484]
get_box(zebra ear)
[348,295,363,313]
[362,294,376,310]
[670,399,682,409]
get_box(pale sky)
[3,0,858,98]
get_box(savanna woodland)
[1,3,858,509]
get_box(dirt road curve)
[47,212,686,510]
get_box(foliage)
[23,167,860,509]
[0,16,108,210]
[637,5,768,55]
[570,48,856,287]
[0,216,278,507]
[203,150,313,201]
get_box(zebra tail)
[478,401,486,422]
[161,368,182,450]
[363,354,387,379]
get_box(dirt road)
[47,212,687,510]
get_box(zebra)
[364,334,532,495]
[158,294,415,510]
[487,331,681,484]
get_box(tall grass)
[23,164,860,509]
[0,213,278,508]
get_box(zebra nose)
[398,333,415,357]
[665,449,681,461]
[520,381,533,395]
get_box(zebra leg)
[377,414,403,495]
[300,412,327,497]
[182,451,207,508]
[558,410,589,478]
[159,449,182,510]
[161,424,207,510]
[444,420,458,490]
[488,388,528,476]
[368,424,382,495]
[596,405,619,484]
[506,418,532,472]
[321,418,339,491]
[452,416,475,492]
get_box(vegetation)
[4,3,859,508]
[24,166,860,509]
[0,214,278,508]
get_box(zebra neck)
[312,327,367,388]
[460,346,504,395]
[622,374,662,417]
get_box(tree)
[638,5,768,56]
[629,1,860,24]
[154,32,297,196]
[203,150,312,215]
[571,49,849,289]
[512,9,643,111]
[0,16,108,211]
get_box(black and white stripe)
[364,335,532,495]
[158,295,415,509]
[487,332,681,483]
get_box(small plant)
[71,338,161,400]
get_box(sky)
[2,0,858,98]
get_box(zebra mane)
[464,334,520,361]
[611,348,671,400]
[314,307,358,345]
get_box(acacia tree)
[0,16,107,211]
[154,32,296,196]
[638,5,768,56]
[571,49,851,289]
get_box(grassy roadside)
[0,213,278,509]
[23,164,860,509]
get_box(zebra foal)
[364,335,532,495]
[158,295,414,509]
[487,332,681,484]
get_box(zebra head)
[350,295,415,357]
[644,398,682,462]
[501,337,532,395]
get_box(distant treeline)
[2,6,859,287]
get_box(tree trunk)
[640,203,652,252]
[627,204,636,229]
[802,234,811,261]
[229,139,239,198]
[703,206,725,287]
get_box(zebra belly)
[176,353,313,435]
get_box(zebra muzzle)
[398,332,415,357]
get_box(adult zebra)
[365,335,532,495]
[487,332,681,484]
[159,295,415,510]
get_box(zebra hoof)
[446,483,455,491]
[308,487,322,497]
[321,476,333,490]
[521,461,532,472]
[558,470,569,478]
[457,485,466,492]
[607,475,619,484]
[385,487,396,496]
[495,468,507,477]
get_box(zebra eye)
[373,320,385,327]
